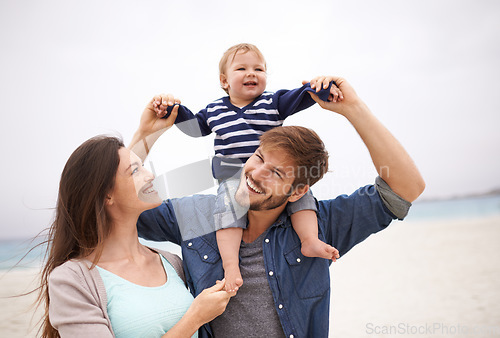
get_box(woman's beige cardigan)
[48,249,186,337]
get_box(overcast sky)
[1,0,499,239]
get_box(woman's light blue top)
[96,254,197,338]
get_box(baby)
[155,43,341,292]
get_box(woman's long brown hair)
[38,135,124,338]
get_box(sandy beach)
[0,269,43,337]
[330,215,500,338]
[1,215,499,337]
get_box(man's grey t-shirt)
[210,230,286,338]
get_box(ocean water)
[0,237,47,271]
[1,195,500,270]
[406,194,500,221]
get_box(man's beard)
[235,179,292,211]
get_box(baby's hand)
[303,76,344,103]
[152,94,181,118]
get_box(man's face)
[235,146,297,211]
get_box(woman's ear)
[287,185,310,203]
[105,195,113,206]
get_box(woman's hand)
[152,94,181,118]
[138,94,180,136]
[162,279,234,337]
[129,94,180,161]
[187,279,235,326]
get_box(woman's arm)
[129,94,179,162]
[162,280,234,337]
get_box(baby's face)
[220,51,267,107]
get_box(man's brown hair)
[259,126,329,188]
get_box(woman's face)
[108,148,162,213]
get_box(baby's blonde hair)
[219,43,267,94]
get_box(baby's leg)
[291,210,340,261]
[216,227,244,292]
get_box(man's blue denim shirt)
[137,183,402,338]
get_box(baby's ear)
[220,74,228,89]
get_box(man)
[130,76,425,337]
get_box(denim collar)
[272,211,290,228]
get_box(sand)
[0,269,42,337]
[330,215,500,338]
[1,216,499,337]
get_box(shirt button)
[268,271,274,276]
[296,258,301,263]
[188,242,193,247]
[265,238,270,243]
[203,255,208,260]
[278,304,283,309]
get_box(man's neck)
[243,203,287,243]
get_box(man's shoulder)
[170,194,217,240]
[316,184,381,212]
[168,194,217,218]
[316,179,411,221]
[171,194,216,206]
[146,195,216,225]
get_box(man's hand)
[306,75,425,202]
[305,76,365,118]
[303,75,343,102]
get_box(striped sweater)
[169,83,332,179]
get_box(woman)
[39,99,233,337]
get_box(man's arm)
[138,195,218,243]
[309,76,425,202]
[137,199,183,244]
[319,184,396,256]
